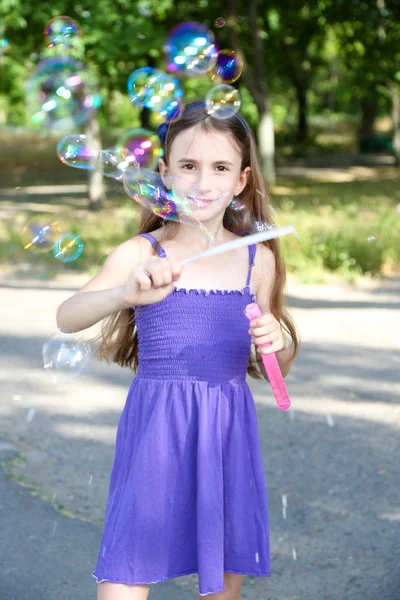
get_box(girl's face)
[159,124,250,222]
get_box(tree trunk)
[84,116,105,211]
[295,83,308,143]
[359,94,377,138]
[258,98,276,188]
[389,81,400,165]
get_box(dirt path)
[0,273,399,600]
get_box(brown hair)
[98,101,300,378]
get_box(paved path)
[0,274,399,600]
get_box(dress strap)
[245,244,256,288]
[138,233,167,258]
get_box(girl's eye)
[216,165,228,172]
[182,164,196,170]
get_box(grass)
[0,127,399,284]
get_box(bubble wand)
[244,303,291,410]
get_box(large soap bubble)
[206,84,241,119]
[57,134,99,169]
[44,16,82,49]
[27,57,102,130]
[43,331,91,385]
[210,50,243,83]
[127,67,184,118]
[21,217,63,253]
[116,128,163,170]
[165,22,218,76]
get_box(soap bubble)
[367,235,376,243]
[116,128,163,170]
[53,233,84,263]
[165,22,218,76]
[44,16,82,49]
[27,57,102,130]
[127,67,184,118]
[42,331,91,384]
[57,134,99,169]
[214,18,226,28]
[22,217,63,253]
[0,38,9,55]
[99,148,131,180]
[122,169,214,242]
[210,49,243,83]
[229,197,246,211]
[206,84,241,119]
[253,221,276,233]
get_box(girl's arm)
[56,237,146,333]
[252,243,295,380]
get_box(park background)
[0,2,399,600]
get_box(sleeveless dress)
[92,233,270,596]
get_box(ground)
[0,270,399,600]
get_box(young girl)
[57,101,299,600]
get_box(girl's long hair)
[98,101,300,378]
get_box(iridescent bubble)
[210,49,244,83]
[42,331,91,384]
[116,128,163,170]
[253,221,276,233]
[44,16,82,49]
[22,217,63,253]
[99,148,130,180]
[367,235,376,243]
[165,22,218,76]
[229,197,246,211]
[27,57,102,130]
[122,169,213,242]
[0,38,9,55]
[127,67,184,119]
[206,84,241,119]
[53,233,84,263]
[214,18,226,28]
[57,134,99,169]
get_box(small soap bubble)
[51,521,58,537]
[99,148,130,180]
[292,548,297,560]
[0,38,10,55]
[53,233,84,263]
[21,217,63,253]
[88,475,93,486]
[229,197,246,211]
[44,16,82,49]
[26,408,36,424]
[206,84,241,120]
[57,134,99,170]
[116,128,163,170]
[214,18,226,28]
[326,414,335,427]
[127,67,183,119]
[137,33,146,39]
[165,22,218,76]
[367,235,376,243]
[253,221,276,233]
[42,331,91,384]
[210,49,243,83]
[13,395,22,401]
[27,57,101,130]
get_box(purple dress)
[92,232,270,596]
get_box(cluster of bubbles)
[21,217,84,263]
[26,16,100,131]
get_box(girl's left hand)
[248,313,285,355]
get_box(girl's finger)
[252,331,280,345]
[147,260,167,288]
[134,266,152,291]
[249,323,277,337]
[169,255,182,280]
[257,340,284,354]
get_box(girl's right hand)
[119,255,182,307]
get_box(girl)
[56,101,299,600]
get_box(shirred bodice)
[134,234,257,384]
